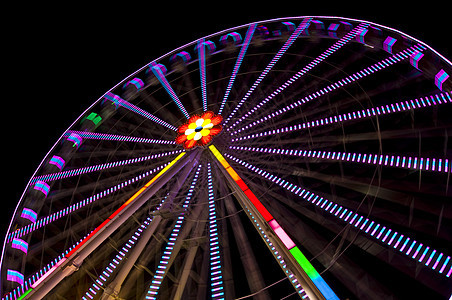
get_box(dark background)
[2,3,450,251]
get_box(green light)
[289,246,339,300]
[17,288,33,300]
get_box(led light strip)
[145,164,202,299]
[224,153,452,278]
[229,23,370,132]
[228,146,450,173]
[104,92,178,130]
[63,130,176,145]
[31,149,184,184]
[7,162,169,243]
[198,38,209,112]
[232,43,426,135]
[206,162,226,299]
[149,63,190,119]
[218,23,257,115]
[209,145,339,300]
[233,91,452,140]
[14,153,186,299]
[224,18,312,126]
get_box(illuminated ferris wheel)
[1,16,451,300]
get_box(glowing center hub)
[175,111,223,149]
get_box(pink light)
[269,219,296,250]
[31,258,67,288]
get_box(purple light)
[49,155,65,171]
[20,208,37,223]
[224,153,451,277]
[33,180,50,197]
[228,146,450,174]
[383,36,397,53]
[227,23,369,132]
[218,24,257,115]
[435,69,450,91]
[62,130,175,145]
[11,238,28,254]
[123,77,144,91]
[103,92,178,130]
[31,150,183,184]
[224,18,312,126]
[232,43,426,136]
[66,132,82,149]
[7,269,24,285]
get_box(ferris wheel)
[1,16,451,300]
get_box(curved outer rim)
[1,15,451,278]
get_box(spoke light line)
[218,23,257,115]
[145,164,202,299]
[228,23,369,132]
[232,43,426,135]
[63,130,176,145]
[83,192,171,300]
[233,91,452,141]
[228,146,450,173]
[223,18,312,126]
[30,150,183,184]
[149,63,190,119]
[22,153,187,298]
[209,145,339,300]
[224,153,452,278]
[206,162,226,299]
[198,39,209,112]
[6,161,170,243]
[104,92,178,130]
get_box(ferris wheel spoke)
[229,145,450,174]
[233,91,452,143]
[223,18,312,127]
[227,23,370,133]
[103,91,178,130]
[224,153,452,279]
[218,23,257,115]
[63,130,176,145]
[30,149,184,185]
[149,62,191,119]
[232,43,426,135]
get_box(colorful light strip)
[218,23,257,115]
[224,153,452,278]
[31,149,183,184]
[224,18,312,126]
[228,23,369,131]
[209,145,339,300]
[228,146,450,173]
[33,181,50,197]
[63,130,175,145]
[149,63,190,119]
[66,132,82,149]
[233,91,452,139]
[20,208,37,223]
[22,153,186,298]
[435,69,450,91]
[232,43,425,135]
[145,165,201,299]
[7,270,24,285]
[103,92,178,130]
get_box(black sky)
[2,3,450,248]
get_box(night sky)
[2,1,450,273]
